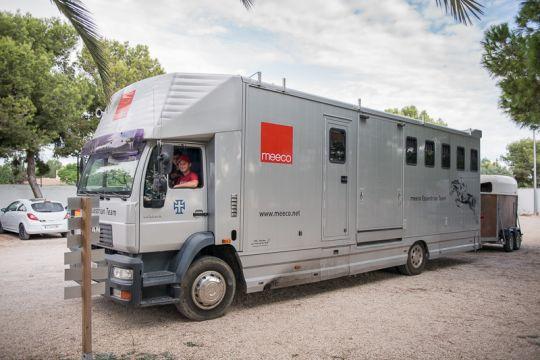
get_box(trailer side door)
[322,117,351,241]
[356,117,404,243]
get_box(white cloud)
[0,0,530,161]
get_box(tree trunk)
[26,150,43,198]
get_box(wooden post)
[81,197,92,359]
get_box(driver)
[173,155,199,189]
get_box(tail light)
[27,213,39,221]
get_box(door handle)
[193,210,209,217]
[341,176,348,184]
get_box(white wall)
[0,185,76,208]
[518,188,537,215]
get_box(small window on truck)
[169,146,204,188]
[425,140,435,167]
[442,143,451,169]
[406,137,417,165]
[470,149,478,172]
[457,146,465,171]
[329,128,346,164]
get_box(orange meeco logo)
[260,122,293,165]
[113,90,136,120]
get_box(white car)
[0,199,68,240]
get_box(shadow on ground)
[93,254,476,325]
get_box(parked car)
[0,199,68,240]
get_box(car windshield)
[31,202,64,212]
[78,151,141,196]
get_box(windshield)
[79,152,141,196]
[31,202,64,212]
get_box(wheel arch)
[173,232,245,292]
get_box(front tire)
[18,224,30,240]
[399,242,426,276]
[175,256,236,321]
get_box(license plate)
[45,225,58,229]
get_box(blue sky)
[0,0,531,162]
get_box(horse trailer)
[480,175,522,251]
[79,73,482,320]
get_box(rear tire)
[503,233,513,252]
[398,242,426,276]
[18,224,30,240]
[512,231,522,251]
[61,232,68,238]
[175,256,236,321]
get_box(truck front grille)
[99,223,113,246]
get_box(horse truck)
[79,73,482,320]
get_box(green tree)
[44,159,63,178]
[481,1,540,129]
[502,138,540,187]
[0,12,95,197]
[57,163,78,185]
[480,158,512,176]
[384,105,448,126]
[0,160,26,184]
[78,39,165,110]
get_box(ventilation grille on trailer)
[99,223,113,246]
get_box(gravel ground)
[0,218,539,360]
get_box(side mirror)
[157,144,174,175]
[0,208,5,213]
[143,144,173,209]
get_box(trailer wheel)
[503,232,514,252]
[512,231,522,251]
[398,242,426,276]
[175,256,236,321]
[18,224,30,240]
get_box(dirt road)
[0,218,539,359]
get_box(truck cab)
[80,73,243,320]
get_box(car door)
[2,201,20,231]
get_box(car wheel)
[61,232,68,238]
[398,242,427,276]
[18,224,30,240]
[503,233,514,252]
[512,231,522,251]
[175,256,236,321]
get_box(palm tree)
[435,0,484,26]
[50,0,254,100]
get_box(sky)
[0,0,532,162]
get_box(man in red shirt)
[173,155,199,188]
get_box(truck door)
[322,118,350,241]
[356,117,404,243]
[139,144,208,252]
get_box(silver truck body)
[82,73,481,311]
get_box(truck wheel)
[512,231,522,251]
[175,256,236,321]
[18,224,30,240]
[398,242,426,276]
[503,233,514,252]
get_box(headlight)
[112,267,133,281]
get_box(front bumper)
[105,253,143,306]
